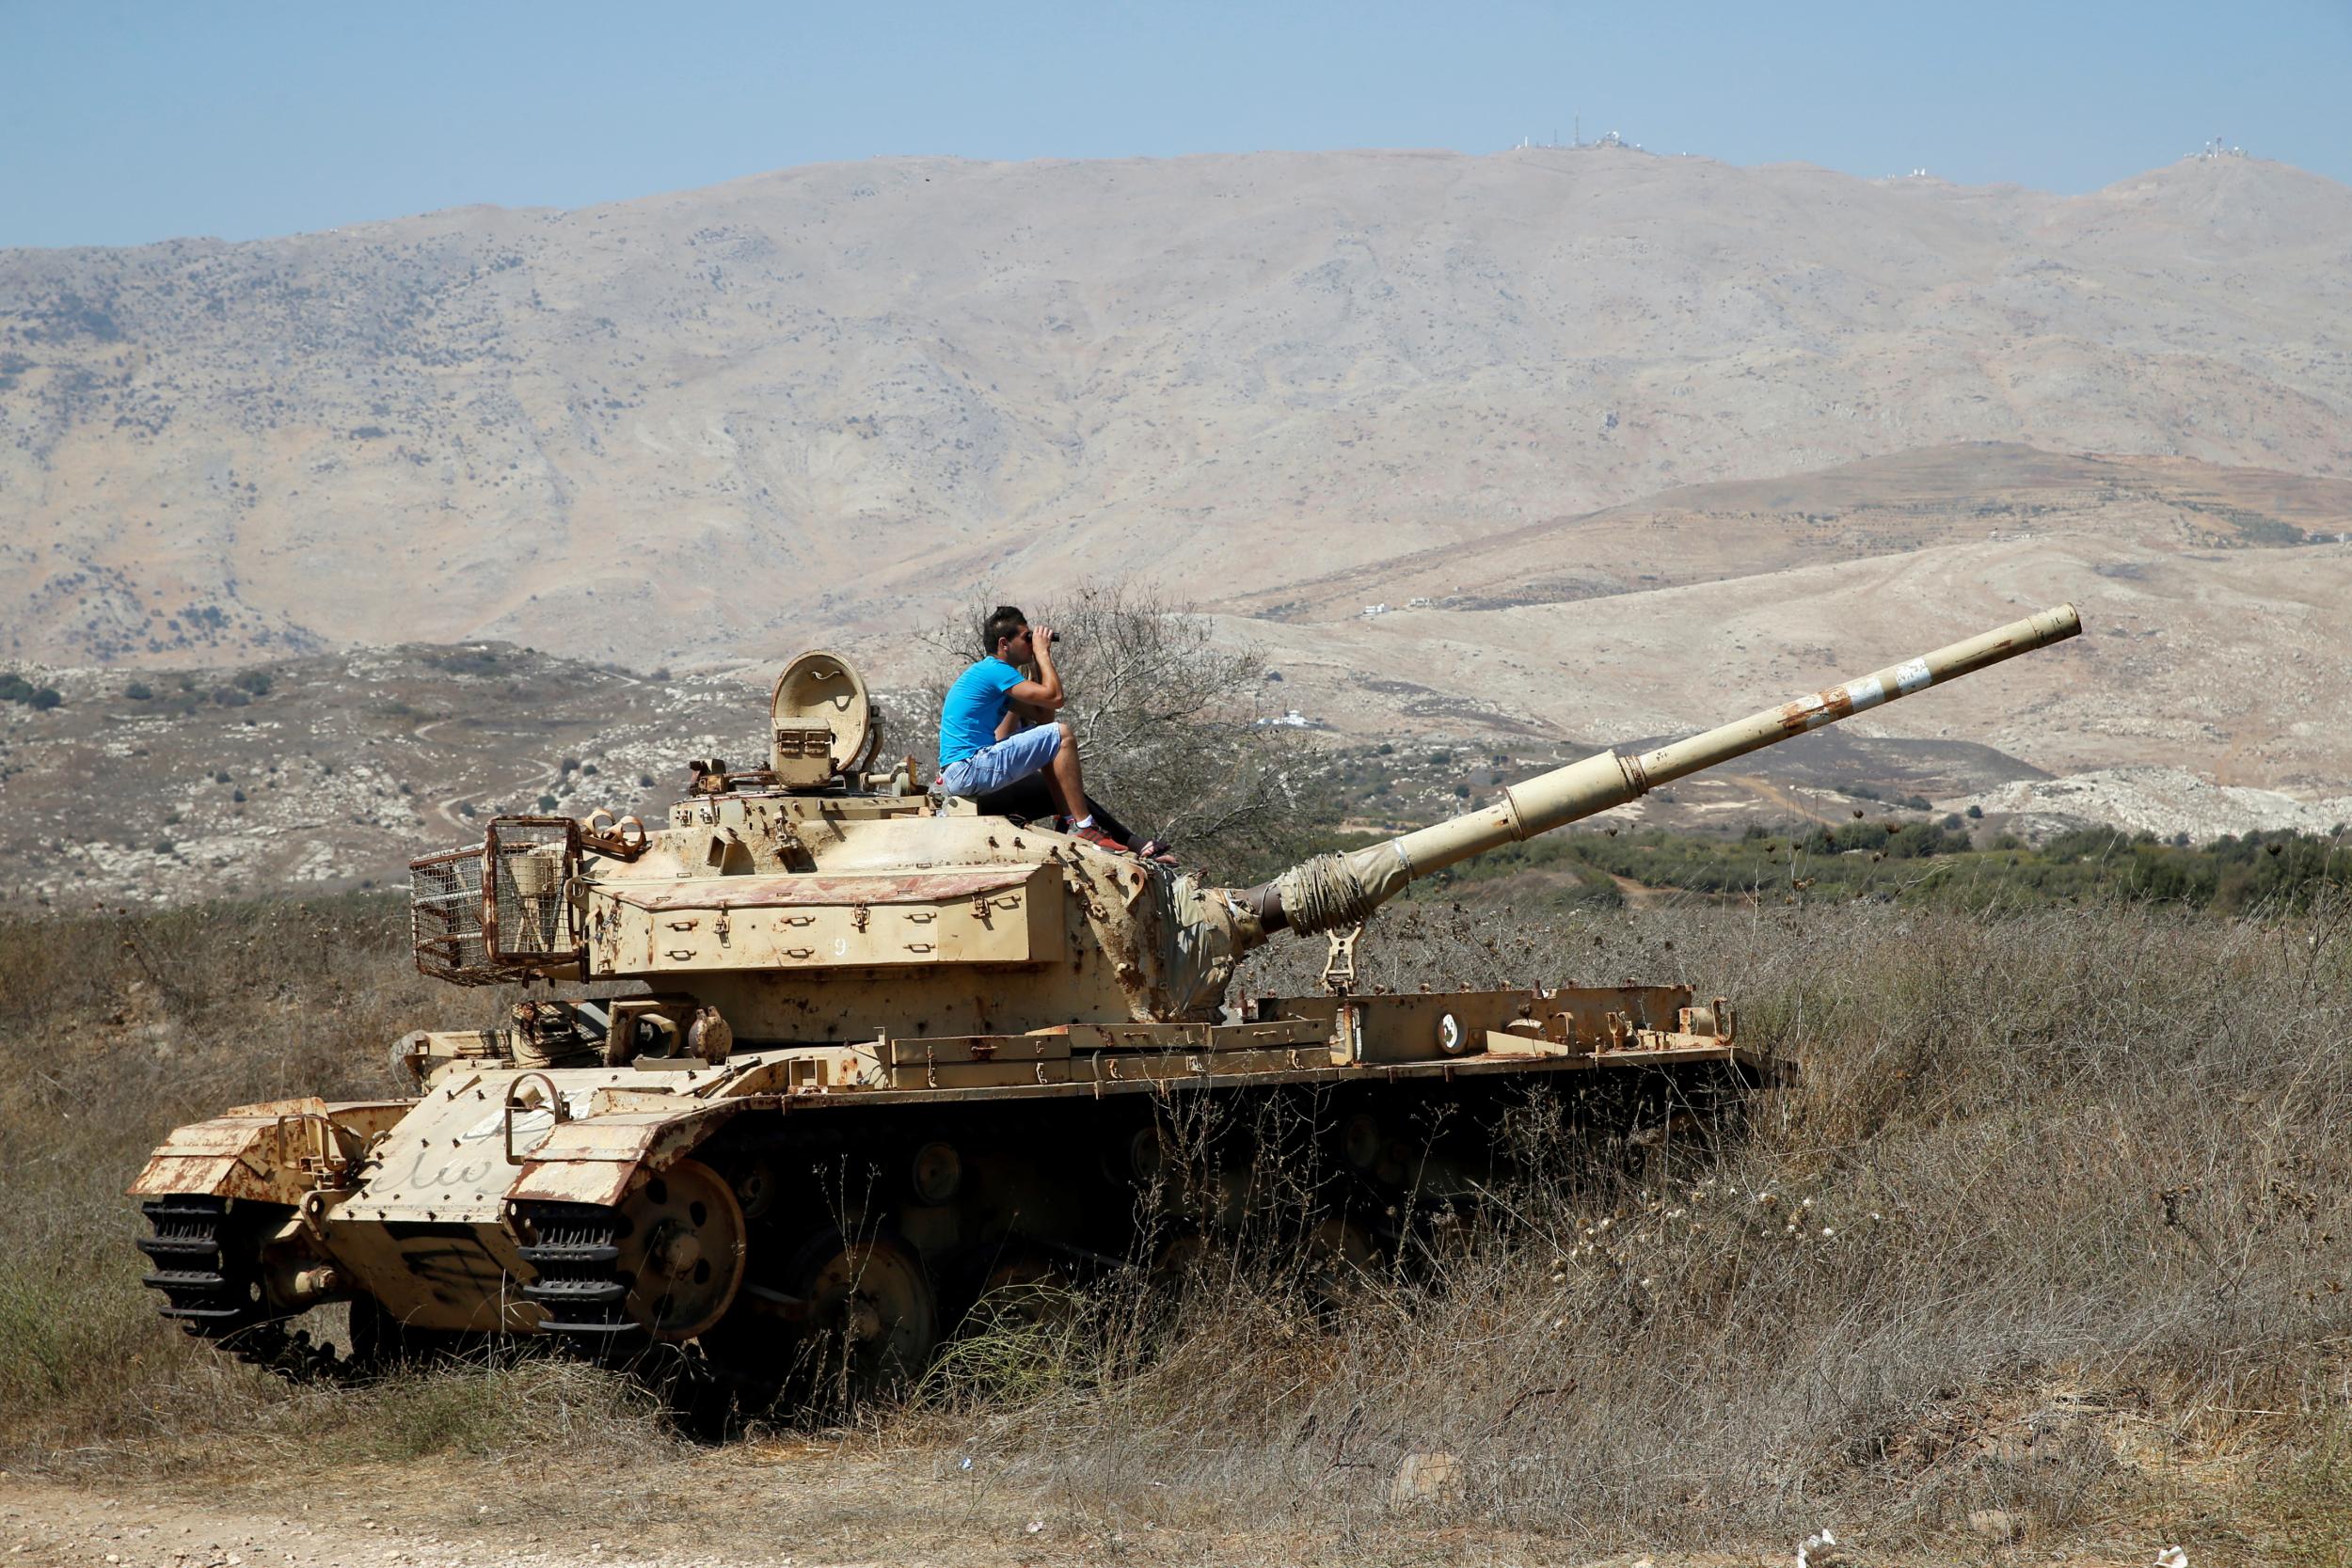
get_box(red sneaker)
[1073,824,1136,855]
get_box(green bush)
[1408,820,2352,917]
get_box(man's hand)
[1009,624,1065,709]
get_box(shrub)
[919,581,1299,860]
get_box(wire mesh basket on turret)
[408,816,581,984]
[410,842,491,983]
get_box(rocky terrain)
[0,645,779,907]
[1969,766,2352,843]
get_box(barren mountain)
[4,149,2347,674]
[5,147,2350,866]
[1224,439,2352,797]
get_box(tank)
[132,606,2081,1407]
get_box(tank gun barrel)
[1246,604,2080,938]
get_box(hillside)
[4,149,2347,676]
[7,148,2351,876]
[0,646,771,907]
[1219,440,2352,799]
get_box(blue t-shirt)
[938,657,1025,769]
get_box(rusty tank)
[132,605,2081,1409]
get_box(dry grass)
[5,890,2350,1560]
[902,895,2352,1558]
[0,895,669,1473]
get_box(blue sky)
[4,0,2346,248]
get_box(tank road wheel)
[517,1159,746,1347]
[788,1230,938,1407]
[615,1160,747,1340]
[967,1250,1073,1332]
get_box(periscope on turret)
[129,611,2080,1413]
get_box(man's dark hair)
[981,605,1027,656]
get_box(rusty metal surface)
[129,1101,413,1200]
[325,1068,742,1224]
[667,1037,1772,1112]
[129,1153,281,1202]
[612,866,1038,912]
[510,1104,745,1208]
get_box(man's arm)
[997,694,1053,741]
[1006,626,1064,709]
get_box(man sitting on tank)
[936,606,1159,858]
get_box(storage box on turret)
[580,864,1061,976]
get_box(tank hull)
[133,983,1773,1389]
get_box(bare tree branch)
[914,578,1302,867]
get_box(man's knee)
[1054,721,1074,752]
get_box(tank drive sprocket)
[516,1159,747,1349]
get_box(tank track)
[514,1197,767,1435]
[513,1200,636,1349]
[135,1196,358,1382]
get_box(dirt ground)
[0,1460,2195,1568]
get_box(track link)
[135,1196,357,1382]
[514,1200,638,1348]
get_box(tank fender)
[506,1101,750,1210]
[126,1099,413,1202]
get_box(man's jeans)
[937,723,1061,798]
